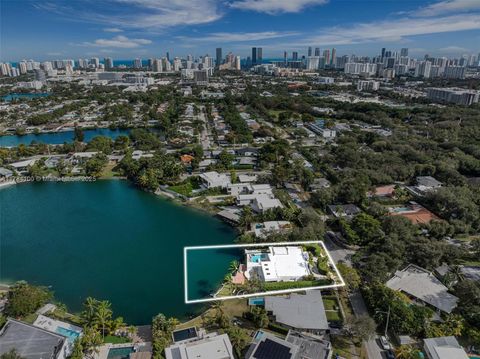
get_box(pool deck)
[95,343,136,359]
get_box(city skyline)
[1,0,480,62]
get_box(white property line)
[184,240,346,304]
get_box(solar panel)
[253,338,293,359]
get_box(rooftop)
[386,264,458,313]
[423,336,468,359]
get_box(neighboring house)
[164,329,234,359]
[386,264,458,314]
[423,336,469,359]
[32,315,82,356]
[251,194,283,213]
[309,178,331,191]
[327,204,361,219]
[244,246,310,282]
[9,158,37,173]
[264,291,329,334]
[251,221,292,238]
[0,319,68,359]
[389,202,439,224]
[368,184,396,198]
[407,176,442,196]
[245,330,331,359]
[199,171,231,189]
[0,167,14,178]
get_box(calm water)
[0,128,130,147]
[0,181,237,324]
[1,93,50,101]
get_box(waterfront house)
[407,176,443,196]
[386,264,458,315]
[0,167,13,178]
[251,194,283,213]
[264,291,329,334]
[327,204,361,219]
[199,171,231,189]
[0,319,68,359]
[165,328,234,359]
[423,336,468,359]
[33,315,82,356]
[245,246,310,282]
[251,221,292,238]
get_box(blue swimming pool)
[56,327,80,342]
[107,347,135,359]
[248,297,265,306]
[254,330,266,340]
[250,253,268,263]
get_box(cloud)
[79,35,152,48]
[230,0,328,14]
[35,0,223,30]
[104,27,123,32]
[439,45,470,53]
[416,0,480,17]
[299,14,480,46]
[179,31,298,42]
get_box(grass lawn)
[331,335,355,359]
[326,311,342,321]
[104,335,131,344]
[100,163,122,179]
[323,298,338,311]
[22,313,38,324]
[169,182,194,197]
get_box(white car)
[379,336,391,350]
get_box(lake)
[0,181,238,324]
[0,128,131,147]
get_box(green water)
[0,181,238,324]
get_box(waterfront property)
[245,246,310,282]
[33,315,82,355]
[423,336,469,359]
[0,319,68,359]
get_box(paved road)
[324,235,386,359]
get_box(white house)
[199,171,231,189]
[251,194,283,213]
[165,331,234,359]
[245,246,310,282]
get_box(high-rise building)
[323,50,330,66]
[216,48,222,68]
[400,48,409,57]
[415,61,432,78]
[381,48,386,59]
[308,47,312,57]
[331,48,336,66]
[257,47,263,64]
[306,57,320,70]
[153,58,163,72]
[133,58,142,69]
[166,52,170,61]
[292,52,298,61]
[193,69,208,85]
[314,47,320,57]
[90,57,100,68]
[252,47,257,65]
[104,57,113,70]
[234,56,241,70]
[283,51,288,64]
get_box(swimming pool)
[56,327,80,342]
[254,330,266,340]
[107,347,135,359]
[250,253,268,263]
[248,297,265,306]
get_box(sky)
[1,0,479,62]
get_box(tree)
[74,127,85,142]
[225,326,250,357]
[351,213,382,245]
[70,338,84,359]
[337,262,361,290]
[85,153,108,177]
[0,350,23,359]
[344,315,376,341]
[395,345,422,359]
[81,326,102,359]
[82,297,98,326]
[249,306,269,328]
[152,313,179,359]
[86,136,113,154]
[94,300,113,339]
[5,282,52,317]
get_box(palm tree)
[448,265,465,283]
[94,301,113,340]
[395,345,421,359]
[229,260,240,273]
[82,297,98,325]
[81,326,102,359]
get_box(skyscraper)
[104,57,113,70]
[381,48,386,59]
[400,48,409,57]
[216,48,222,68]
[133,58,142,69]
[283,51,288,64]
[323,49,330,66]
[257,47,263,64]
[314,47,320,56]
[252,47,257,65]
[331,48,336,66]
[308,47,312,57]
[292,51,298,61]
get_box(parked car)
[379,336,391,350]
[385,349,395,359]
